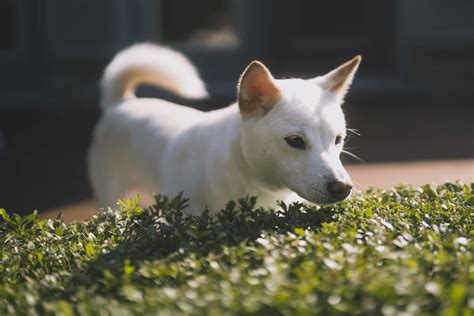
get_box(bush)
[1,183,473,315]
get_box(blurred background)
[0,0,473,218]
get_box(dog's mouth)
[314,193,352,205]
[293,186,352,205]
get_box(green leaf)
[466,196,474,207]
[365,207,373,217]
[0,208,10,222]
[294,228,305,237]
[85,242,96,258]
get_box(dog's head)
[238,56,361,204]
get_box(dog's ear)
[238,61,281,117]
[317,55,361,99]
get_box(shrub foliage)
[1,183,473,315]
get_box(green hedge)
[1,183,473,315]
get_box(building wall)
[0,0,473,110]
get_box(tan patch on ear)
[238,61,281,116]
[325,55,362,96]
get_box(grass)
[1,183,473,315]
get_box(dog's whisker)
[347,128,361,136]
[351,180,362,191]
[342,150,364,163]
[342,146,359,150]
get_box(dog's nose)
[327,181,353,201]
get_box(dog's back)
[89,44,209,207]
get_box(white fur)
[100,43,208,111]
[89,44,358,213]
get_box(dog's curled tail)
[100,43,208,112]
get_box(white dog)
[88,44,361,213]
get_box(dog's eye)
[285,136,306,150]
[335,135,343,145]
